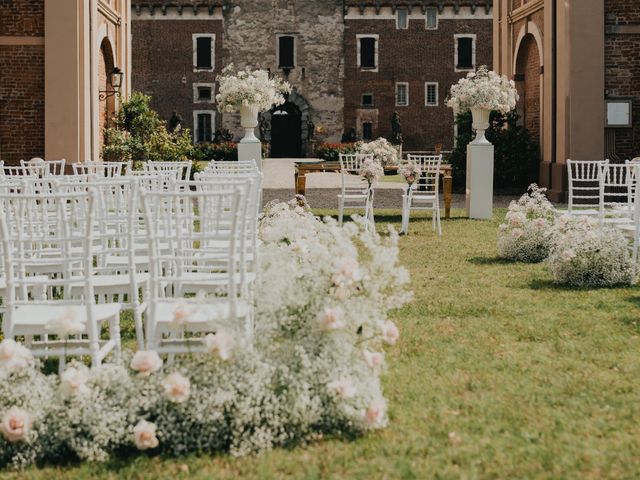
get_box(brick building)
[131,0,493,156]
[494,0,640,201]
[0,0,132,165]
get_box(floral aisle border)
[0,198,411,469]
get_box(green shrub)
[449,110,540,192]
[316,143,358,162]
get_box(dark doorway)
[270,102,302,158]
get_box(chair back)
[143,160,192,181]
[567,159,608,213]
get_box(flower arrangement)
[547,216,634,287]
[359,158,384,185]
[497,184,556,262]
[446,65,519,114]
[398,162,421,185]
[0,198,412,469]
[215,64,291,113]
[358,138,399,167]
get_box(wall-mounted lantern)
[99,67,123,101]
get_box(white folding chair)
[140,186,252,354]
[401,154,443,235]
[601,163,634,225]
[72,161,131,177]
[21,158,66,176]
[143,160,192,181]
[0,189,121,371]
[563,159,608,217]
[338,153,375,226]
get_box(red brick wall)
[605,0,640,159]
[0,0,45,164]
[132,18,224,137]
[344,17,493,151]
[0,0,44,36]
[516,35,541,146]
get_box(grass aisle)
[15,209,640,479]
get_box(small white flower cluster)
[498,184,556,262]
[398,162,421,185]
[0,198,412,468]
[446,65,519,114]
[359,158,384,185]
[215,64,291,113]
[357,138,400,167]
[547,215,634,287]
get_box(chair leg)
[436,205,442,236]
[338,198,344,225]
[133,305,145,350]
[401,197,409,234]
[110,313,121,362]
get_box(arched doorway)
[269,101,302,158]
[515,33,541,147]
[98,37,116,152]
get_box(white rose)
[0,407,32,443]
[0,339,32,373]
[162,372,191,403]
[60,363,90,396]
[363,349,385,369]
[46,307,85,337]
[133,420,159,450]
[379,320,400,345]
[203,330,233,361]
[130,350,163,376]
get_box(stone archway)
[261,90,311,157]
[99,37,116,151]
[515,33,541,147]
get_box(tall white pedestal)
[465,143,494,220]
[238,138,262,170]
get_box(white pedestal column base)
[238,138,262,170]
[465,143,494,220]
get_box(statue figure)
[259,113,271,141]
[307,118,316,140]
[168,111,183,133]
[391,112,403,145]
[213,128,233,144]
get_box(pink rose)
[60,363,90,396]
[0,407,32,443]
[0,339,32,373]
[379,320,400,345]
[133,420,159,450]
[318,307,345,332]
[363,400,386,427]
[172,302,197,328]
[511,228,524,239]
[162,372,191,403]
[363,350,385,369]
[332,258,363,288]
[130,350,163,376]
[204,330,233,361]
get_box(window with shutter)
[196,37,212,70]
[197,113,212,143]
[360,37,377,69]
[278,36,295,68]
[425,83,438,106]
[396,83,409,107]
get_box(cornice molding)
[507,0,543,24]
[98,0,122,25]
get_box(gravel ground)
[263,188,519,210]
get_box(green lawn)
[11,209,640,479]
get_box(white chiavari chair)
[0,189,121,371]
[21,157,66,176]
[562,159,608,217]
[143,160,192,181]
[338,153,375,226]
[401,154,443,235]
[72,161,131,177]
[141,186,252,354]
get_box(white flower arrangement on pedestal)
[0,197,412,469]
[358,138,400,167]
[497,184,556,262]
[446,65,519,114]
[215,64,291,114]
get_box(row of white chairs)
[337,153,443,235]
[0,160,262,370]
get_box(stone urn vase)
[470,107,491,145]
[239,104,260,143]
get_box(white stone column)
[237,138,262,170]
[465,143,494,219]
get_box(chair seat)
[153,300,250,328]
[338,193,369,199]
[10,303,121,333]
[556,209,599,216]
[69,272,149,292]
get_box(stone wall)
[0,0,45,164]
[221,0,345,150]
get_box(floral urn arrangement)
[216,64,291,142]
[446,65,518,145]
[358,137,400,168]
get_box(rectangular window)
[358,35,378,70]
[425,82,438,106]
[362,122,373,141]
[278,35,295,69]
[361,93,374,107]
[426,7,438,29]
[198,87,211,101]
[396,8,408,29]
[193,34,215,71]
[194,111,214,143]
[455,35,476,70]
[396,82,409,107]
[193,83,215,103]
